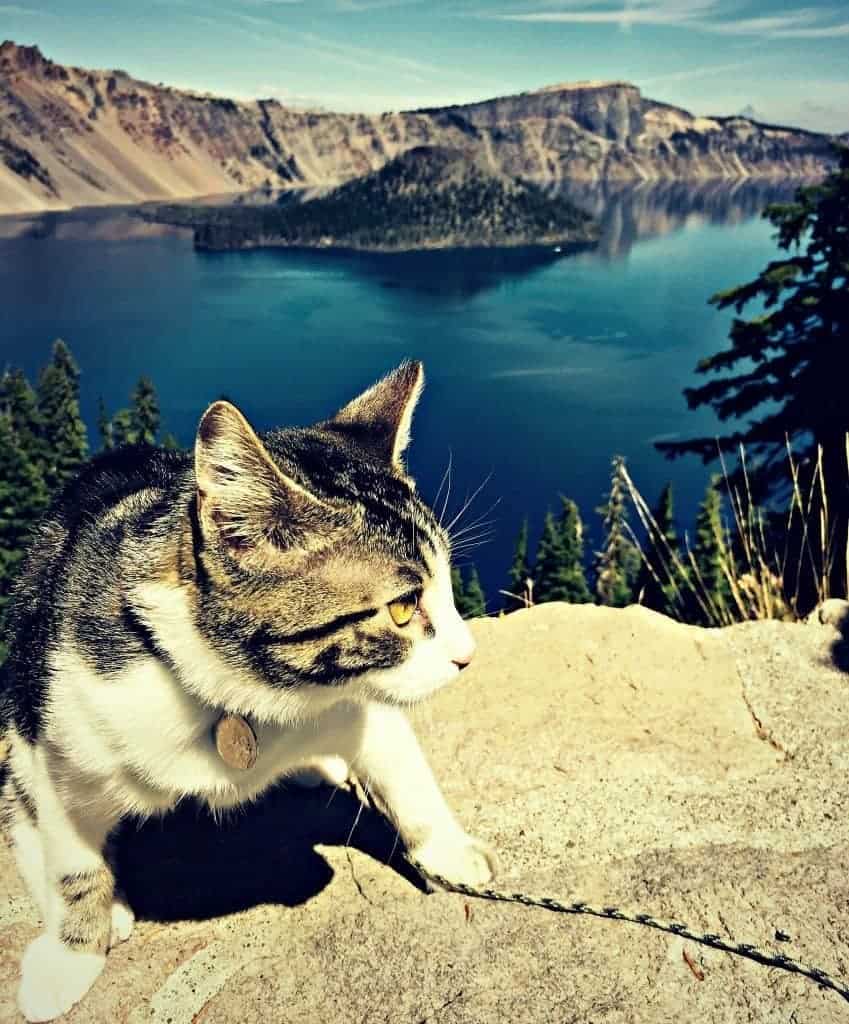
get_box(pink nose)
[452,640,476,669]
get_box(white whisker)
[439,450,453,527]
[444,472,494,535]
[432,453,452,515]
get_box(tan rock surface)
[2,603,848,1022]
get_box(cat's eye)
[388,593,418,627]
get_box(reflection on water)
[282,244,582,300]
[554,179,803,260]
[1,178,805,261]
[0,208,191,243]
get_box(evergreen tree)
[504,517,531,611]
[634,483,683,615]
[0,368,44,471]
[657,147,849,600]
[0,414,48,614]
[593,455,640,607]
[691,476,732,622]
[451,564,487,619]
[161,431,181,451]
[130,376,160,445]
[451,565,466,612]
[534,500,591,604]
[97,397,114,451]
[534,510,563,604]
[110,408,134,448]
[463,566,486,618]
[559,498,592,604]
[36,339,88,493]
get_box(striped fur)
[0,362,494,1022]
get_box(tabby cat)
[0,362,494,1022]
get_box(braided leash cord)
[410,860,849,1006]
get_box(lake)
[0,180,798,605]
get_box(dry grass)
[621,435,849,626]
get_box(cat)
[0,361,495,1023]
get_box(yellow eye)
[388,594,418,627]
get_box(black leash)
[411,860,849,1006]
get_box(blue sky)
[2,1,847,131]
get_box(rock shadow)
[112,782,423,923]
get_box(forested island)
[139,146,598,253]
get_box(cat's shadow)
[113,783,423,922]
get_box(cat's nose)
[452,639,476,670]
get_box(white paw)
[410,831,497,889]
[109,900,135,947]
[18,934,105,1023]
[289,755,349,789]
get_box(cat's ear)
[195,401,330,552]
[325,361,424,472]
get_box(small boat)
[553,245,562,253]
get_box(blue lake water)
[0,181,797,604]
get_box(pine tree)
[534,510,564,604]
[111,408,134,448]
[0,413,48,614]
[0,368,44,471]
[692,476,732,622]
[593,455,640,607]
[463,566,486,618]
[451,566,467,613]
[534,500,591,604]
[161,432,181,451]
[559,498,592,603]
[451,564,486,619]
[634,482,682,615]
[504,517,531,611]
[97,397,114,451]
[657,147,849,600]
[36,339,88,493]
[130,376,160,446]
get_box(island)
[139,146,599,253]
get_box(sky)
[1,1,847,132]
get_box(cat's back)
[2,445,191,740]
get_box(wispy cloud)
[335,0,427,10]
[480,1,849,39]
[639,59,755,84]
[0,4,43,14]
[486,0,718,29]
[226,9,493,86]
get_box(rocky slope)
[142,146,598,252]
[0,40,839,215]
[2,602,848,1022]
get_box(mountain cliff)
[0,41,839,215]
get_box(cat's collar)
[213,713,258,770]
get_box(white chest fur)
[45,643,360,816]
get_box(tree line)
[451,458,734,623]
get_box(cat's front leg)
[14,752,121,1023]
[350,701,496,887]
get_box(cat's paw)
[109,899,135,947]
[289,755,349,789]
[410,831,497,889]
[18,934,105,1022]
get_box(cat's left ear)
[324,360,424,472]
